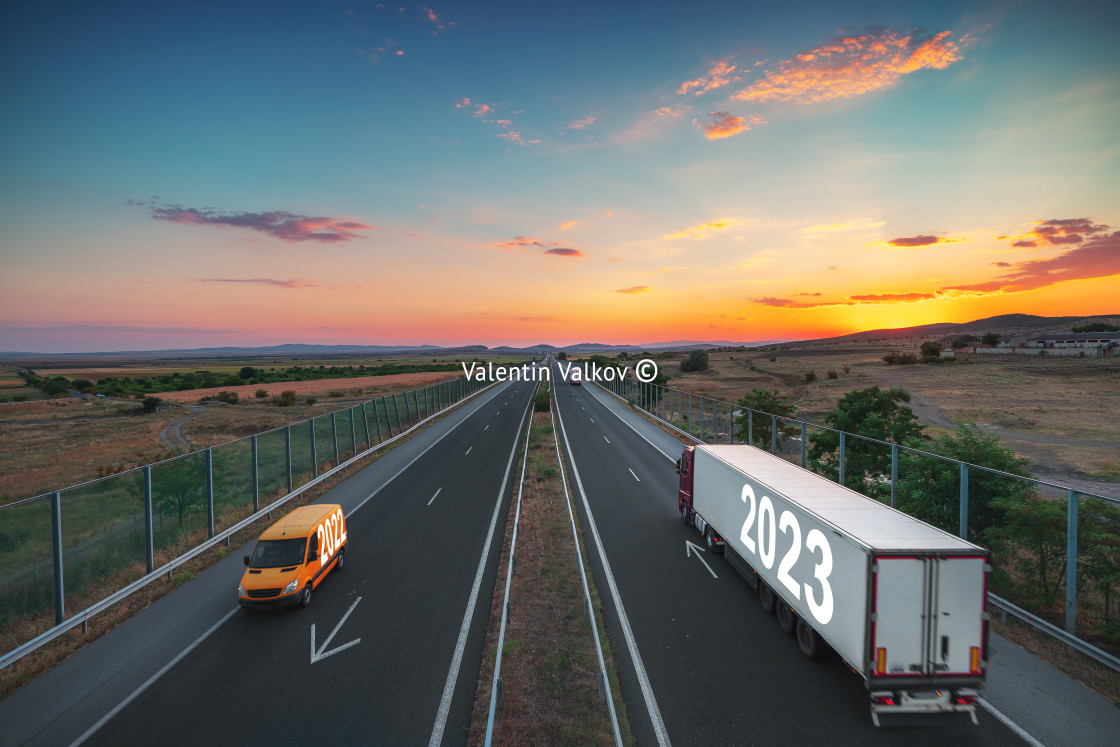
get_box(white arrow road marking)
[604,436,610,444]
[465,446,472,456]
[311,596,363,664]
[628,467,640,482]
[428,488,442,506]
[686,541,718,579]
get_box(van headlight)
[238,584,246,597]
[283,578,300,595]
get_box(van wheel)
[759,582,776,614]
[777,603,796,634]
[335,550,344,570]
[796,618,822,659]
[300,583,312,608]
[680,501,690,525]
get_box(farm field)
[0,370,460,504]
[660,345,1120,497]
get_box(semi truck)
[676,444,989,726]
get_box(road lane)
[550,361,1024,746]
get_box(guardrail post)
[205,448,215,538]
[771,415,777,454]
[310,420,318,477]
[285,426,293,494]
[251,435,259,512]
[839,432,846,485]
[331,412,339,464]
[143,466,154,573]
[51,491,65,624]
[891,444,899,508]
[598,670,607,705]
[495,677,503,710]
[959,463,969,539]
[1066,490,1079,634]
[800,422,806,467]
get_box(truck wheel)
[680,501,690,525]
[777,603,796,634]
[300,583,313,608]
[758,581,776,614]
[796,618,822,659]
[704,527,724,555]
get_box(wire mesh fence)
[0,374,490,659]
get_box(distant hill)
[799,313,1120,344]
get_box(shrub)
[981,332,1001,346]
[255,389,269,398]
[13,395,28,402]
[803,369,817,382]
[305,396,317,406]
[680,349,709,372]
[328,389,347,398]
[826,369,838,379]
[882,352,919,365]
[769,356,776,362]
[951,339,968,350]
[275,390,298,407]
[141,396,162,413]
[842,364,851,374]
[217,391,239,404]
[920,341,943,358]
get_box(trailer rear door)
[873,557,928,677]
[929,556,987,676]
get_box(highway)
[0,377,537,746]
[548,359,1117,746]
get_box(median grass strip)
[468,404,632,745]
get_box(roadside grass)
[0,390,481,699]
[468,408,632,745]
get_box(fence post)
[959,463,969,539]
[310,420,318,478]
[688,393,693,437]
[331,412,339,464]
[143,466,154,573]
[771,415,777,454]
[361,402,370,448]
[800,422,806,467]
[51,491,65,624]
[389,396,402,435]
[206,448,215,538]
[349,408,357,457]
[699,397,704,442]
[748,410,753,446]
[891,444,899,509]
[374,399,384,443]
[285,426,293,494]
[1066,490,1079,634]
[729,403,735,445]
[251,435,259,512]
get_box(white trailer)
[676,444,989,726]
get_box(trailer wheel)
[796,618,822,659]
[777,602,796,634]
[704,527,724,555]
[758,581,776,615]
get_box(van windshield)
[249,538,307,568]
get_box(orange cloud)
[886,234,961,247]
[560,221,578,230]
[569,114,597,130]
[496,236,581,256]
[946,231,1120,294]
[473,103,492,117]
[496,130,525,145]
[732,29,962,105]
[678,60,740,96]
[455,97,470,108]
[615,286,650,294]
[199,278,317,290]
[694,112,763,140]
[665,218,744,240]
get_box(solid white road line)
[484,424,490,431]
[584,383,676,462]
[70,607,240,746]
[428,488,442,506]
[978,698,1046,747]
[465,447,472,456]
[604,436,610,444]
[428,395,533,747]
[629,468,640,482]
[554,394,670,747]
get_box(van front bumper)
[239,591,301,610]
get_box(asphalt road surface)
[1,377,537,746]
[549,359,1074,746]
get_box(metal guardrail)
[592,374,1120,676]
[0,379,497,670]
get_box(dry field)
[0,371,458,504]
[151,370,454,404]
[664,346,1120,496]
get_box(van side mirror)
[243,555,250,566]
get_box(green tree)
[1079,498,1120,632]
[897,424,1033,539]
[808,386,925,498]
[735,389,797,448]
[555,351,567,360]
[951,339,968,349]
[71,378,94,392]
[141,396,162,413]
[239,366,258,379]
[680,349,709,372]
[986,493,1067,608]
[153,453,205,529]
[1072,322,1119,333]
[981,332,1001,346]
[920,341,943,358]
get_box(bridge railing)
[0,376,489,665]
[594,369,1120,674]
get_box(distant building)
[948,332,1119,358]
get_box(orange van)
[238,503,347,610]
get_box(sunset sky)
[2,0,1118,353]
